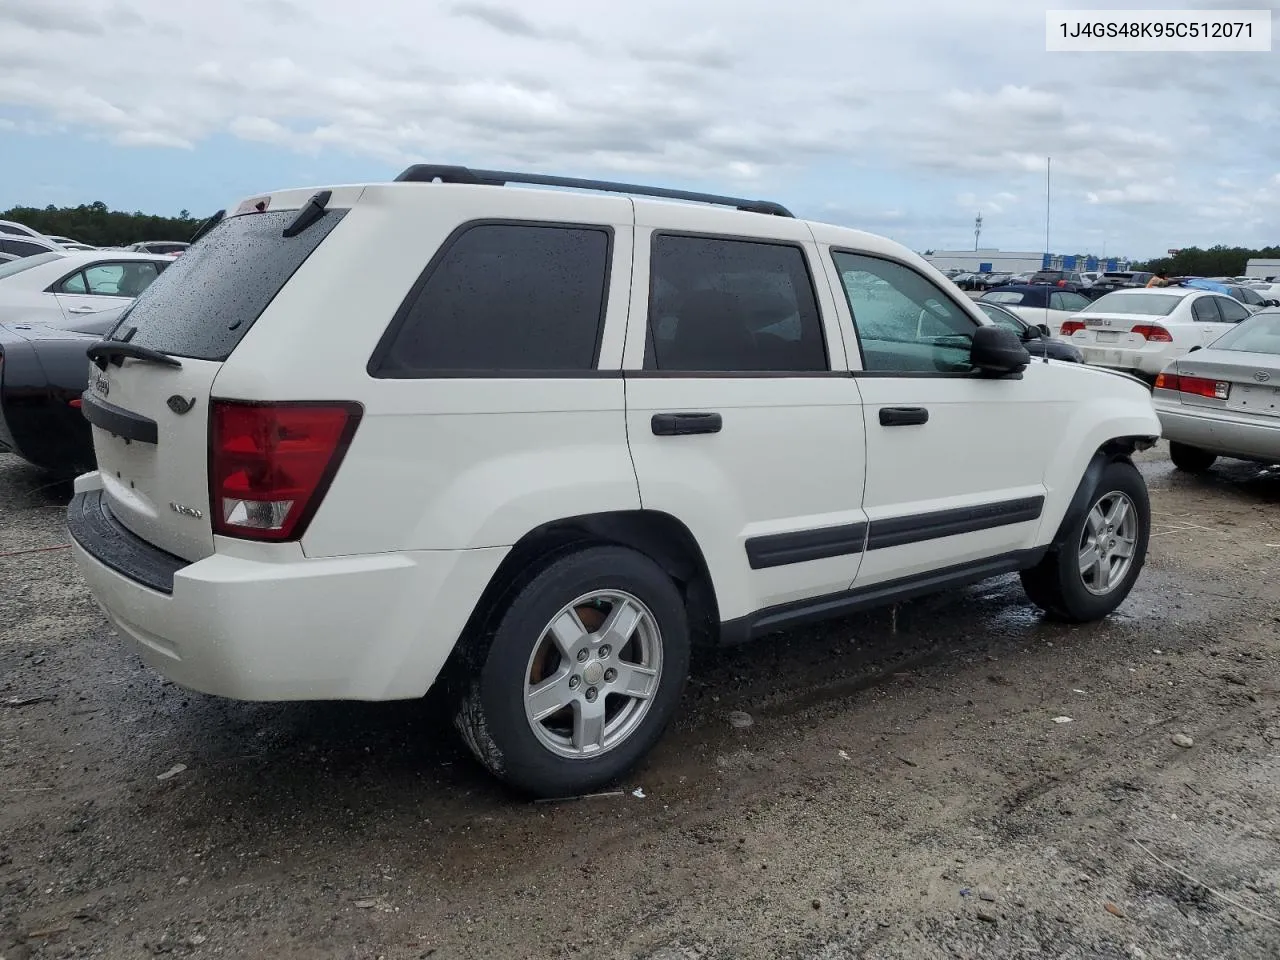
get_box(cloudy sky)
[1,0,1277,259]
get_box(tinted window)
[1,238,53,257]
[1215,296,1251,323]
[0,224,28,235]
[1191,297,1221,322]
[0,251,62,280]
[833,252,976,373]
[984,291,1026,305]
[58,271,89,294]
[1083,293,1180,316]
[119,209,346,361]
[646,235,827,372]
[375,223,610,375]
[1236,286,1264,306]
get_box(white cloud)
[0,0,1276,256]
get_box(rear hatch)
[83,190,354,562]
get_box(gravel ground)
[1,446,1278,960]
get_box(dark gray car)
[977,300,1083,362]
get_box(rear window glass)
[112,209,345,361]
[1211,311,1280,353]
[982,291,1026,305]
[1081,293,1179,316]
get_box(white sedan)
[0,250,174,328]
[1060,287,1253,381]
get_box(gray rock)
[1172,733,1194,748]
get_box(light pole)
[1045,156,1052,266]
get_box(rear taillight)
[1153,373,1229,399]
[1061,320,1085,335]
[1131,324,1173,342]
[210,400,362,541]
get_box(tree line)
[1133,244,1280,277]
[1,202,205,248]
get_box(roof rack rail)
[392,164,794,217]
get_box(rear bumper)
[1076,344,1170,376]
[1155,405,1280,463]
[67,475,506,701]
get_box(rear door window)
[646,235,828,372]
[1191,297,1222,322]
[114,209,346,361]
[371,222,612,375]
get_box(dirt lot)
[1,447,1278,960]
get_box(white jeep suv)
[68,166,1161,797]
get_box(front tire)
[455,545,691,798]
[1021,460,1150,623]
[1169,441,1217,473]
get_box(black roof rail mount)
[393,164,794,217]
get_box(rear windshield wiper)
[189,209,225,245]
[282,190,332,238]
[87,340,182,370]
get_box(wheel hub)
[522,590,664,760]
[1078,491,1139,597]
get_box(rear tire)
[1169,441,1217,473]
[1021,460,1150,623]
[455,545,690,798]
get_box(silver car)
[1153,308,1280,471]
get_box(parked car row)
[0,218,189,259]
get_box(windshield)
[1081,292,1180,316]
[1208,311,1280,353]
[0,251,63,280]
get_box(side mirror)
[1036,323,1053,338]
[972,325,1030,376]
[1267,299,1280,307]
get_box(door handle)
[68,306,97,314]
[651,412,723,436]
[879,407,929,427]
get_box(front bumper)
[1156,405,1280,463]
[67,476,506,701]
